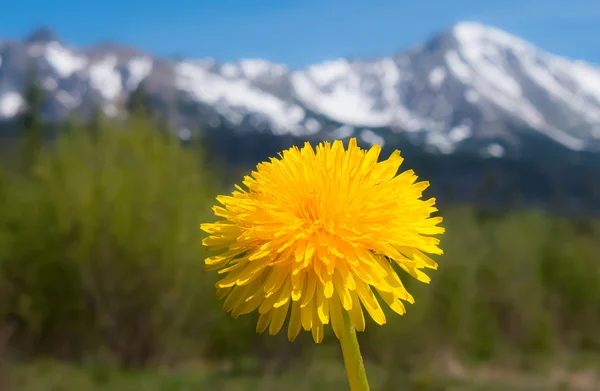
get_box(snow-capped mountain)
[2,22,600,158]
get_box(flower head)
[201,138,444,343]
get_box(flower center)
[296,192,336,231]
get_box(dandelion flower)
[201,138,444,344]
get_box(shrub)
[0,116,219,366]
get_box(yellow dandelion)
[201,137,444,338]
[201,138,444,390]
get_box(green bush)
[0,116,224,365]
[366,207,600,370]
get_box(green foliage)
[374,208,600,368]
[6,359,593,391]
[0,115,221,365]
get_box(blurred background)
[1,0,600,390]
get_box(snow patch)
[485,143,505,158]
[126,57,153,89]
[175,61,305,134]
[291,71,393,127]
[453,22,532,53]
[0,91,24,118]
[446,48,545,131]
[375,59,401,89]
[178,127,192,141]
[539,124,585,151]
[303,118,321,134]
[292,57,443,131]
[42,77,58,90]
[56,90,79,109]
[221,63,240,78]
[449,21,592,150]
[445,50,471,82]
[44,42,87,78]
[89,56,122,100]
[426,132,455,154]
[448,124,472,143]
[360,129,386,147]
[459,48,522,99]
[523,57,600,122]
[240,59,287,79]
[376,58,401,106]
[306,59,351,87]
[567,61,600,105]
[328,125,355,140]
[429,67,446,88]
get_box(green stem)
[339,311,371,391]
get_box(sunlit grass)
[5,357,599,391]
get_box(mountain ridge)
[1,22,600,159]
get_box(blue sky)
[3,0,600,69]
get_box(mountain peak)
[451,21,491,33]
[25,26,61,44]
[449,21,532,50]
[414,22,531,58]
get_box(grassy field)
[3,355,599,391]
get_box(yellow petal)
[269,300,290,336]
[288,300,302,341]
[329,296,345,340]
